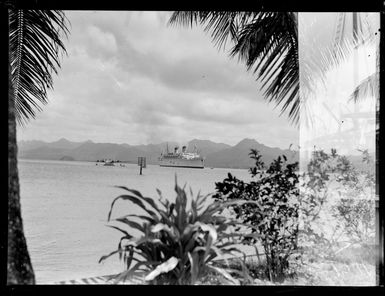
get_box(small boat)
[103,159,115,166]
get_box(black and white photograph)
[6,4,384,288]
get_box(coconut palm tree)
[7,6,69,284]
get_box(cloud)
[18,11,298,149]
[86,25,118,55]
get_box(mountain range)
[18,138,299,169]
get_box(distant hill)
[187,139,231,157]
[18,138,85,153]
[47,138,84,150]
[67,142,144,162]
[60,156,75,161]
[18,140,47,151]
[205,138,299,169]
[18,138,299,169]
[19,146,73,160]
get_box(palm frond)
[169,11,258,50]
[349,73,379,102]
[301,13,378,100]
[9,9,69,126]
[230,12,299,125]
[170,12,380,127]
[170,11,300,125]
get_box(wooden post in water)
[138,157,146,175]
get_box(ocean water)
[18,159,252,284]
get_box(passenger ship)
[158,144,204,169]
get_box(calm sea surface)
[18,159,252,284]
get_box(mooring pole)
[138,157,146,175]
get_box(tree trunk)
[7,9,35,284]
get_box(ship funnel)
[182,146,186,152]
[174,146,178,153]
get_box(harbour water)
[18,159,253,284]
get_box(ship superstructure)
[159,144,204,169]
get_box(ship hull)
[159,158,204,169]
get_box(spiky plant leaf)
[105,224,131,237]
[115,217,145,234]
[108,194,159,222]
[144,256,179,281]
[113,261,159,284]
[187,252,199,284]
[99,249,120,264]
[117,214,156,225]
[206,265,240,285]
[103,180,256,284]
[115,186,160,211]
[151,223,174,234]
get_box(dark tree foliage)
[213,149,299,282]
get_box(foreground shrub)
[299,148,375,263]
[331,149,375,248]
[100,177,258,285]
[297,149,337,260]
[213,149,300,282]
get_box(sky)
[16,11,299,149]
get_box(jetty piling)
[138,157,146,175]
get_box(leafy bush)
[299,148,376,262]
[297,149,337,259]
[213,149,300,282]
[331,149,376,247]
[100,177,258,285]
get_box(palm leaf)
[300,13,379,115]
[349,73,379,102]
[170,12,378,126]
[232,12,299,125]
[169,11,299,124]
[9,9,69,126]
[169,11,258,50]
